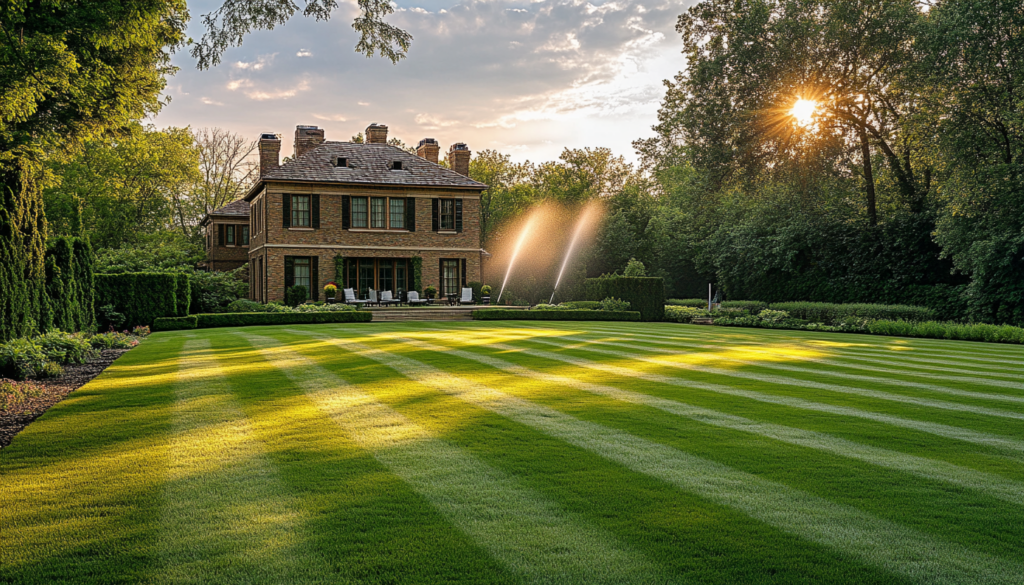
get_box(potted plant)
[424,285,437,301]
[480,284,492,305]
[324,282,338,302]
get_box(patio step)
[370,309,475,322]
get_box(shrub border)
[154,311,372,331]
[472,309,640,321]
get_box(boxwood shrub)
[195,311,372,329]
[585,277,664,321]
[152,316,198,332]
[473,309,640,321]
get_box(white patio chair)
[407,291,429,305]
[380,290,398,306]
[459,287,475,305]
[344,288,368,306]
[368,289,379,307]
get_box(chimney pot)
[293,125,325,159]
[416,138,440,164]
[366,123,389,144]
[258,133,281,177]
[448,142,471,177]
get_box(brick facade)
[204,219,250,271]
[248,182,485,302]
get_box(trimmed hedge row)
[472,309,641,321]
[667,299,934,324]
[585,277,665,321]
[153,311,373,332]
[769,302,934,324]
[96,272,191,328]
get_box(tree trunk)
[859,127,877,226]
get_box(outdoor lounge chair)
[380,290,398,306]
[407,291,430,305]
[368,289,379,307]
[343,288,368,307]
[459,287,475,305]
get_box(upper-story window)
[440,199,455,230]
[226,224,235,245]
[291,195,311,227]
[350,196,406,230]
[241,226,250,245]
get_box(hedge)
[585,277,665,321]
[769,302,934,324]
[472,309,641,321]
[41,237,96,334]
[203,311,371,329]
[95,272,191,328]
[152,316,197,332]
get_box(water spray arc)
[496,215,536,304]
[549,205,596,305]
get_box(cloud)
[156,0,692,162]
[200,97,223,106]
[296,49,313,57]
[233,53,277,71]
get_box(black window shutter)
[342,196,351,230]
[284,256,294,289]
[283,194,291,228]
[311,256,319,301]
[218,224,224,246]
[405,198,416,231]
[455,199,463,232]
[311,194,320,229]
[461,258,467,287]
[439,258,444,296]
[432,198,439,231]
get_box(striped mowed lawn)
[1,322,1022,584]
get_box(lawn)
[1,321,1022,584]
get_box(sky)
[154,0,693,163]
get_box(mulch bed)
[0,349,130,449]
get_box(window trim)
[350,196,408,231]
[439,198,455,231]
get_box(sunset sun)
[790,98,817,126]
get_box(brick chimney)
[448,143,471,177]
[258,133,281,177]
[366,123,388,144]
[293,125,325,159]
[416,138,440,164]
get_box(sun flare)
[790,99,817,127]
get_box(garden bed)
[0,349,129,448]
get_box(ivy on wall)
[334,255,346,289]
[411,256,423,292]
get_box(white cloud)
[233,53,277,70]
[313,113,348,122]
[200,97,223,106]
[296,49,313,57]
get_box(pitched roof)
[247,142,486,200]
[209,199,250,217]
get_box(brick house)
[200,199,251,271]
[244,123,488,303]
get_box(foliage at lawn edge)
[95,273,190,328]
[153,311,373,331]
[585,277,665,321]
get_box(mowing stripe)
[430,336,1024,456]
[159,339,323,584]
[578,322,1024,364]
[393,336,1024,506]
[544,332,1024,400]
[242,332,664,585]
[626,324,1024,365]
[518,336,1024,420]
[316,334,1023,585]
[576,326,1024,383]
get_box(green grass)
[2,322,1022,584]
